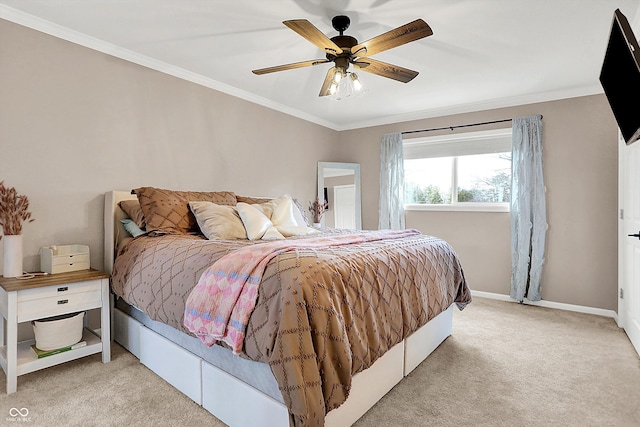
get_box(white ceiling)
[1,0,639,130]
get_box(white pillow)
[269,195,299,227]
[189,201,247,240]
[237,202,283,240]
[251,195,295,226]
[263,195,319,236]
[247,195,308,227]
[291,199,309,227]
[262,227,286,240]
[237,196,319,240]
[276,225,320,237]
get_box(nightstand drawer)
[18,279,99,302]
[17,290,103,322]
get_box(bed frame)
[104,190,453,426]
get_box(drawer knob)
[57,287,68,292]
[57,299,68,305]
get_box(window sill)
[404,203,510,213]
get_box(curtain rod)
[401,116,543,135]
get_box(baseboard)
[471,290,618,322]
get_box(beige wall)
[339,95,619,310]
[0,19,339,272]
[0,20,619,311]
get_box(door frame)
[618,132,625,329]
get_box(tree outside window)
[404,152,511,205]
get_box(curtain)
[379,133,405,230]
[510,115,546,302]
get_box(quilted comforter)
[111,229,471,426]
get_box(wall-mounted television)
[599,9,640,145]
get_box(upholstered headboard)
[103,190,137,274]
[103,189,314,274]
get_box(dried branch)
[309,198,328,223]
[0,181,34,239]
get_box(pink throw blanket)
[183,229,420,354]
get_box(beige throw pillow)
[189,201,247,240]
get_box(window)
[403,128,512,211]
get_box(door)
[620,132,640,357]
[334,185,356,229]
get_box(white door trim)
[618,133,625,329]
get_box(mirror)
[317,162,362,229]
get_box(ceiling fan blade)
[353,58,419,83]
[252,59,330,75]
[283,19,343,56]
[319,67,336,97]
[351,19,432,57]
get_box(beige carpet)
[1,297,639,426]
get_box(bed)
[104,188,471,427]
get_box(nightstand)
[0,269,111,394]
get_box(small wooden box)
[40,245,90,274]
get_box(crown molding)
[336,85,603,131]
[0,5,338,130]
[0,4,612,133]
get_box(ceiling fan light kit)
[327,69,364,100]
[252,15,432,99]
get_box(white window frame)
[403,128,512,213]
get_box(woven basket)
[32,312,84,351]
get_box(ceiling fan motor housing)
[330,35,358,49]
[327,35,358,59]
[331,15,351,34]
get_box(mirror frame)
[317,161,362,230]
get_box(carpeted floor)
[1,297,639,426]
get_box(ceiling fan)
[252,15,433,97]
